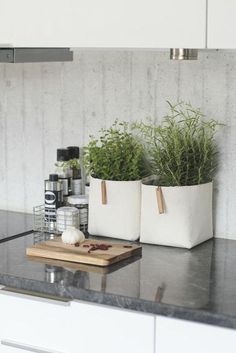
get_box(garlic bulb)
[62,226,85,245]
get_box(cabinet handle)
[0,287,70,306]
[1,339,64,353]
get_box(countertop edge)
[0,273,235,330]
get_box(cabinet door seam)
[205,0,208,48]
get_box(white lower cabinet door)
[0,291,71,353]
[156,315,236,353]
[0,291,155,353]
[68,300,155,353]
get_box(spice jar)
[67,195,88,233]
[57,206,79,233]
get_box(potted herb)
[137,102,221,248]
[84,121,147,240]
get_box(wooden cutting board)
[26,237,142,267]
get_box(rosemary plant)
[136,102,222,186]
[84,120,148,181]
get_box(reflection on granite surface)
[1,232,236,329]
[141,240,213,308]
[0,210,33,241]
[44,264,90,289]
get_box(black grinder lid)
[67,146,80,159]
[49,174,59,181]
[57,148,69,162]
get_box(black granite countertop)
[0,227,236,330]
[0,209,33,241]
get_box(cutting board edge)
[26,247,111,267]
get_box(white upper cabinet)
[208,0,236,48]
[0,0,206,48]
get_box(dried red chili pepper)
[88,243,111,253]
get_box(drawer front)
[0,291,70,353]
[68,300,155,353]
[0,292,155,353]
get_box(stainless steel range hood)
[0,48,73,63]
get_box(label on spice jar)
[45,190,63,222]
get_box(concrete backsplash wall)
[0,49,234,239]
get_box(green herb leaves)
[84,121,147,181]
[84,103,222,185]
[136,102,222,186]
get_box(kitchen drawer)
[68,300,155,353]
[0,291,70,353]
[0,291,155,353]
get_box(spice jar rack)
[33,204,88,235]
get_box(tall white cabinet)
[208,0,236,48]
[0,0,206,48]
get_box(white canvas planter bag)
[88,176,141,241]
[140,182,213,249]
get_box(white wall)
[0,49,234,239]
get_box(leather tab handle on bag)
[101,180,107,205]
[156,187,165,214]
